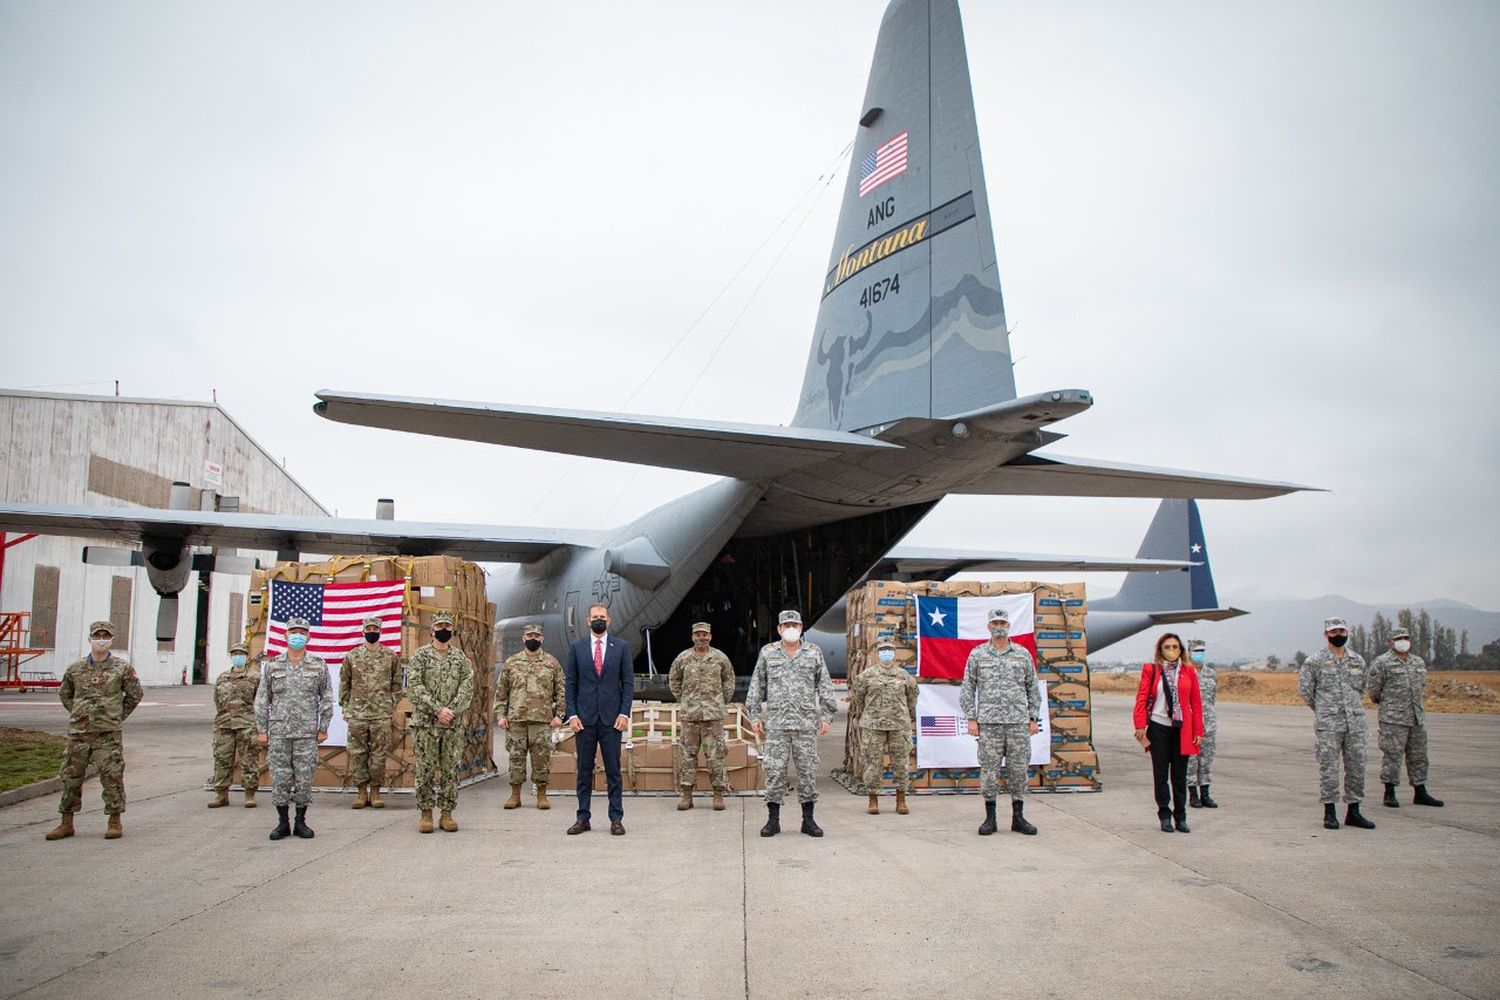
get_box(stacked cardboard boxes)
[546,703,764,794]
[241,554,497,791]
[840,579,1099,793]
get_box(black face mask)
[589,619,608,635]
[433,629,453,644]
[364,633,381,644]
[524,638,542,652]
[1329,634,1349,648]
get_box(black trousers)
[574,723,623,823]
[1148,721,1187,820]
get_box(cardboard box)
[1036,658,1089,684]
[1041,749,1100,788]
[1048,682,1091,716]
[1050,714,1093,747]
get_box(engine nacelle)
[142,538,192,597]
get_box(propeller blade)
[156,594,179,642]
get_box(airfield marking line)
[3,814,402,1000]
[740,794,750,1000]
[1050,801,1482,1000]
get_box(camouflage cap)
[690,621,712,633]
[286,616,311,632]
[88,620,115,636]
[523,623,543,636]
[987,607,1010,625]
[875,637,898,650]
[432,611,455,627]
[1187,638,1206,651]
[229,641,250,654]
[1323,616,1349,632]
[362,616,384,630]
[1390,627,1411,640]
[777,610,802,626]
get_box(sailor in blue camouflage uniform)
[1297,616,1375,831]
[1368,626,1443,809]
[958,607,1041,837]
[747,610,837,838]
[1185,638,1219,809]
[255,616,333,841]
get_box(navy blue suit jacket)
[565,634,634,727]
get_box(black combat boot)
[800,802,823,838]
[293,806,315,839]
[1323,803,1340,830]
[1383,782,1399,808]
[1010,800,1037,836]
[759,802,780,837]
[1344,803,1375,829]
[1189,785,1200,809]
[1413,785,1444,807]
[269,805,291,841]
[1200,785,1218,808]
[979,800,998,836]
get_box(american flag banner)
[919,714,959,737]
[265,579,406,746]
[859,131,909,197]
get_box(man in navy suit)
[564,603,634,835]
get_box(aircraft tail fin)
[1093,500,1220,614]
[793,0,1016,433]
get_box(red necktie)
[594,638,604,677]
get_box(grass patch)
[0,727,66,793]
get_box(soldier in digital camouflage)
[959,607,1040,837]
[408,611,474,833]
[668,622,737,812]
[46,620,143,841]
[747,610,837,838]
[1185,638,1219,809]
[495,623,564,811]
[849,636,918,815]
[340,615,402,809]
[255,616,333,841]
[1298,616,1376,831]
[1369,626,1443,809]
[208,640,260,809]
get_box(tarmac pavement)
[0,686,1495,999]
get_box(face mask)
[230,654,248,667]
[1161,648,1180,662]
[89,638,112,655]
[364,632,381,644]
[1190,651,1205,664]
[524,638,542,652]
[878,649,896,664]
[1393,639,1411,653]
[433,629,453,644]
[287,634,309,650]
[781,627,801,643]
[1329,634,1348,648]
[693,636,710,649]
[989,626,1009,641]
[589,619,608,635]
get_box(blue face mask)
[230,654,247,667]
[287,634,309,651]
[878,650,896,664]
[1190,651,1205,664]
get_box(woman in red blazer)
[1133,632,1205,833]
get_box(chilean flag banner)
[915,594,1035,680]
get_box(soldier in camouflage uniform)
[747,610,837,838]
[255,616,333,841]
[959,608,1041,837]
[408,611,474,833]
[1185,638,1219,809]
[849,636,918,816]
[495,623,564,811]
[340,615,402,809]
[1297,616,1376,830]
[208,641,261,809]
[1369,626,1443,809]
[45,620,143,841]
[668,622,736,812]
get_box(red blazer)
[1133,662,1204,756]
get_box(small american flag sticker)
[859,131,908,197]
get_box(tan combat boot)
[535,783,550,810]
[677,786,695,811]
[105,814,123,839]
[503,784,522,809]
[712,788,726,811]
[867,793,880,814]
[439,809,458,832]
[44,814,75,841]
[895,790,909,815]
[243,787,256,808]
[367,785,383,809]
[352,784,368,809]
[418,809,434,834]
[207,787,230,808]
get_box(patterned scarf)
[1160,661,1184,723]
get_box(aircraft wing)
[955,454,1313,500]
[0,501,599,562]
[313,391,899,480]
[869,546,1196,579]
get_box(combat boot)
[243,787,257,808]
[712,788,726,811]
[44,814,75,841]
[978,800,998,836]
[1200,785,1218,808]
[1189,785,1200,809]
[207,787,230,808]
[293,806,314,839]
[439,809,458,832]
[678,786,695,810]
[1323,803,1340,830]
[535,783,550,810]
[800,802,823,838]
[1011,800,1037,836]
[418,809,434,834]
[1383,782,1399,808]
[759,803,780,837]
[867,793,880,815]
[503,784,522,809]
[366,785,382,809]
[1413,785,1445,807]
[352,784,368,809]
[1344,803,1375,829]
[105,813,122,839]
[895,790,908,815]
[270,806,292,840]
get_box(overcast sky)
[3,1,1497,611]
